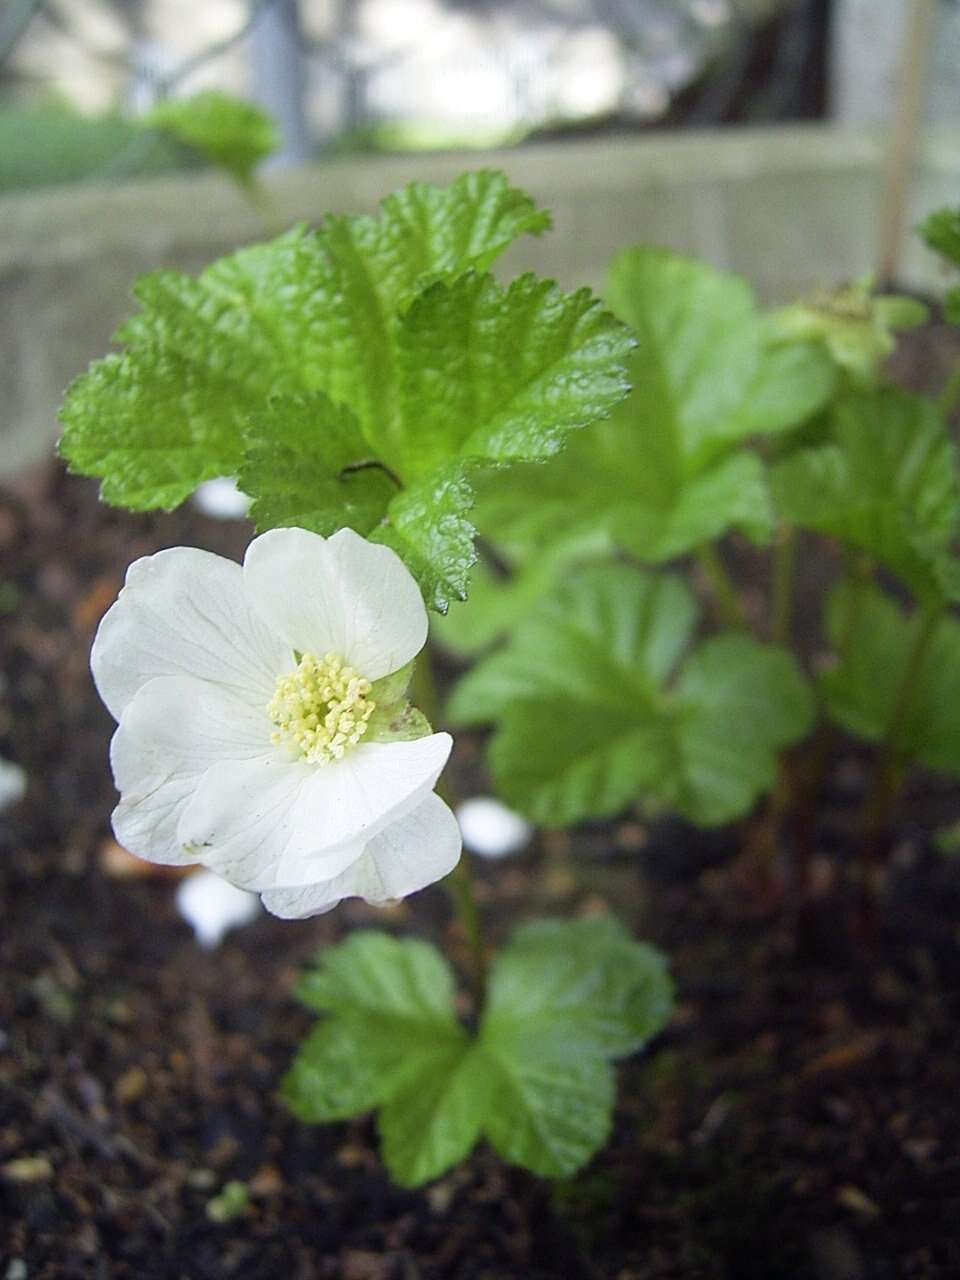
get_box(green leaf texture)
[448,564,814,827]
[822,582,960,775]
[471,247,835,566]
[771,389,960,606]
[142,90,279,185]
[60,171,634,609]
[283,921,673,1187]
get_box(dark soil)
[3,328,960,1278]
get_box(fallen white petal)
[176,868,262,948]
[0,757,26,813]
[191,478,251,520]
[456,796,532,859]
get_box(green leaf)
[771,389,960,605]
[371,461,480,611]
[391,271,634,477]
[485,917,673,1058]
[469,248,835,566]
[432,530,613,658]
[59,171,631,609]
[142,90,278,185]
[284,933,468,1141]
[448,565,813,827]
[240,393,398,535]
[822,582,960,774]
[918,207,960,268]
[478,917,672,1179]
[284,922,673,1187]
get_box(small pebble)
[176,870,262,949]
[191,478,250,520]
[456,796,532,859]
[114,1066,148,1105]
[0,757,26,813]
[3,1156,52,1184]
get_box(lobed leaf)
[822,582,960,775]
[469,248,835,568]
[771,388,960,606]
[142,90,279,185]
[448,564,814,827]
[284,922,672,1187]
[59,171,632,609]
[918,208,960,269]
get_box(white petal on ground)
[0,757,27,813]
[176,869,262,948]
[176,734,453,889]
[191,477,251,520]
[261,792,462,919]
[456,796,533,859]
[92,547,290,721]
[243,528,428,681]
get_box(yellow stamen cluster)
[268,652,375,764]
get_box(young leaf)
[448,565,813,827]
[478,916,672,1178]
[822,582,960,774]
[284,921,673,1187]
[918,208,960,268]
[768,277,927,385]
[469,248,835,566]
[59,172,632,608]
[771,389,960,606]
[484,917,673,1058]
[63,172,549,504]
[285,932,469,1124]
[142,90,278,186]
[240,393,398,535]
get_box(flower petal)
[110,724,201,866]
[261,793,462,919]
[118,675,272,771]
[176,734,453,889]
[108,675,274,869]
[242,528,428,681]
[92,547,290,721]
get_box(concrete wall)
[3,125,959,478]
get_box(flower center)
[268,652,375,764]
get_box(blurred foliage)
[0,101,191,193]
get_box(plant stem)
[858,605,941,863]
[411,644,488,1010]
[695,543,746,630]
[938,366,960,418]
[770,524,797,646]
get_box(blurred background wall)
[2,0,958,474]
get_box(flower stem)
[770,524,797,646]
[695,543,747,630]
[860,604,942,936]
[411,644,488,1010]
[858,604,941,886]
[938,366,960,418]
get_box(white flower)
[91,528,461,919]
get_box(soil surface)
[3,328,960,1278]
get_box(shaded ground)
[2,344,960,1278]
